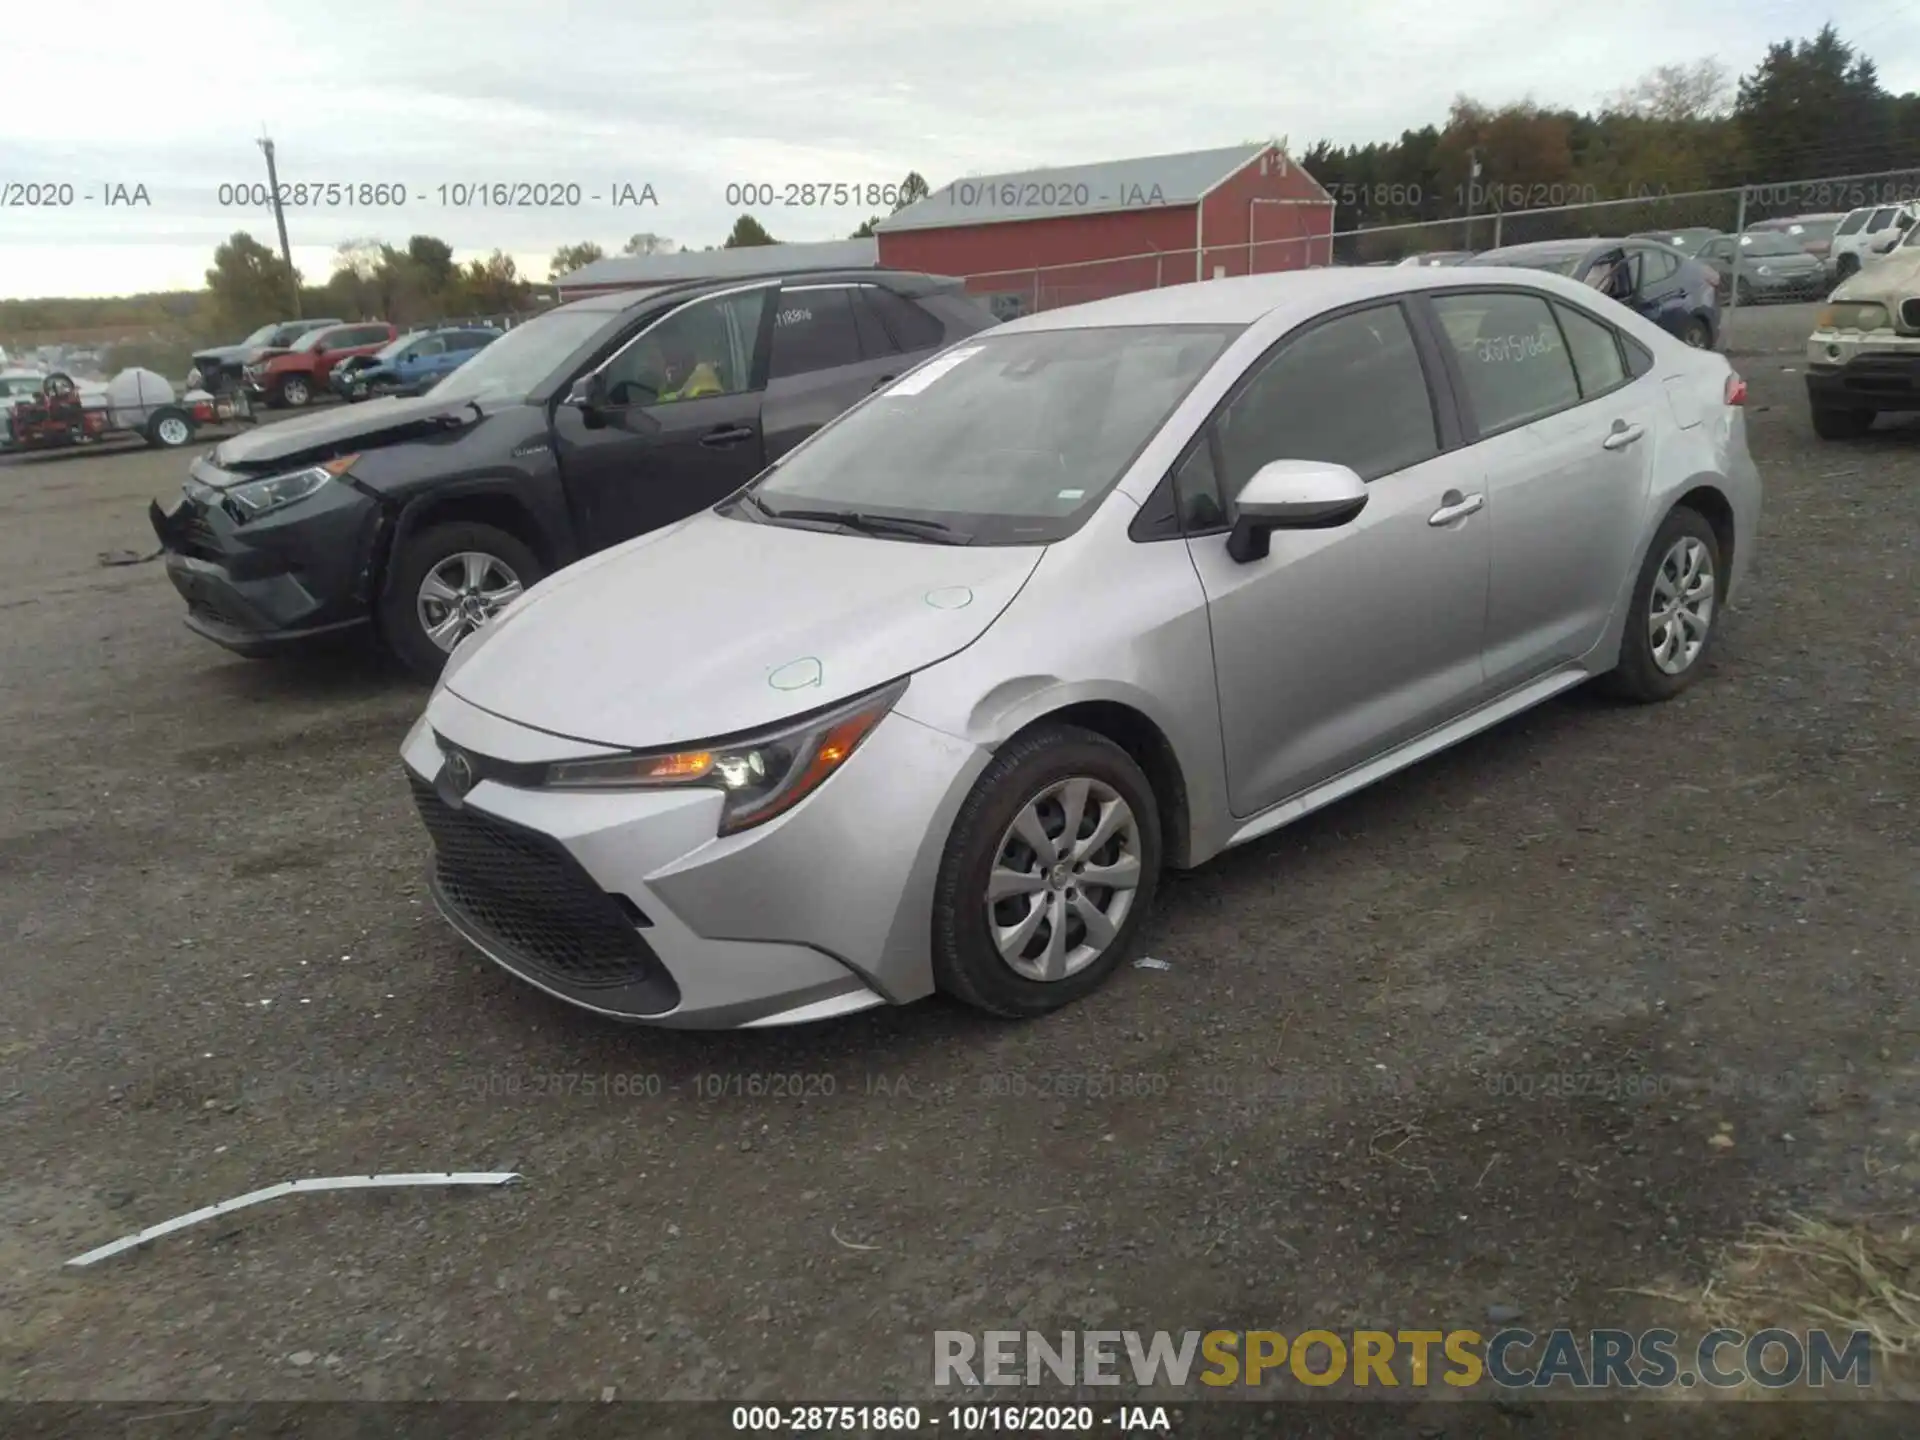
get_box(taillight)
[1724,373,1746,406]
[1702,265,1720,286]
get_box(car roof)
[990,262,1651,335]
[551,267,964,315]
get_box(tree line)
[2,25,1909,350]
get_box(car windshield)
[374,334,420,361]
[1739,233,1802,256]
[741,324,1240,546]
[1794,219,1839,243]
[1480,249,1588,276]
[425,310,609,402]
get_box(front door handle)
[1603,422,1646,450]
[1428,490,1484,526]
[700,425,756,448]
[871,374,897,392]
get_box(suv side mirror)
[1227,460,1369,563]
[565,370,610,428]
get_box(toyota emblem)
[443,748,475,797]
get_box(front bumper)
[1804,340,1920,409]
[149,463,385,653]
[400,689,991,1028]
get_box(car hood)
[212,392,489,470]
[1834,249,1920,302]
[444,508,1045,750]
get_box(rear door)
[1423,287,1660,691]
[549,284,777,549]
[759,284,901,459]
[1627,245,1686,331]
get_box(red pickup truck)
[246,321,398,409]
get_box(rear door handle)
[1428,491,1484,526]
[871,374,896,392]
[700,425,756,448]
[1603,422,1646,450]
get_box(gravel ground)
[2,298,1915,1417]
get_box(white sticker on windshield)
[1057,488,1086,499]
[885,346,983,396]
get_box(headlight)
[1818,302,1890,331]
[1756,265,1774,276]
[224,454,358,521]
[542,677,907,835]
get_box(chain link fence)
[956,165,1920,340]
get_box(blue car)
[1471,238,1721,349]
[337,327,501,401]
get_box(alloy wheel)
[156,416,191,446]
[986,776,1143,983]
[416,551,524,653]
[1648,535,1715,675]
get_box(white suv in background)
[1830,203,1916,281]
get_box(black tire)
[1810,404,1874,441]
[144,408,194,448]
[1598,506,1723,704]
[931,724,1162,1019]
[278,375,312,408]
[1680,315,1713,349]
[378,521,544,682]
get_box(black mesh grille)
[174,509,224,561]
[1901,298,1920,330]
[408,774,664,991]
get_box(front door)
[550,285,776,549]
[1425,288,1659,690]
[1626,245,1686,331]
[1179,299,1492,817]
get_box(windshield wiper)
[754,501,972,545]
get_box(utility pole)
[258,135,299,317]
[1462,148,1483,251]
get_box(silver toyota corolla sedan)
[400,266,1761,1029]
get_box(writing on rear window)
[775,308,813,327]
[1475,330,1561,364]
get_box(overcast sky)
[3,0,1915,300]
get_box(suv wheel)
[278,375,312,408]
[1810,404,1874,441]
[1680,316,1713,348]
[380,521,543,681]
[931,724,1162,1019]
[1598,507,1721,704]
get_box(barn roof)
[877,144,1318,233]
[555,238,880,292]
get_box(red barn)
[876,143,1333,317]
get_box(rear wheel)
[931,724,1162,1019]
[379,521,542,681]
[1680,316,1713,349]
[1810,404,1874,440]
[1599,507,1722,704]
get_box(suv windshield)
[426,310,609,403]
[374,333,421,361]
[741,324,1240,546]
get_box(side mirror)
[1226,460,1369,563]
[565,370,610,428]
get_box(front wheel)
[1598,507,1722,704]
[278,375,312,408]
[1810,404,1874,440]
[931,724,1162,1019]
[379,521,543,682]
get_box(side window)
[413,336,448,357]
[1865,208,1894,233]
[1207,302,1439,504]
[1432,291,1580,433]
[1836,211,1869,236]
[1171,434,1228,532]
[849,288,900,359]
[352,326,391,347]
[1584,250,1631,300]
[454,332,494,352]
[1551,301,1627,398]
[599,288,770,407]
[863,287,946,352]
[1632,248,1678,295]
[768,289,865,379]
